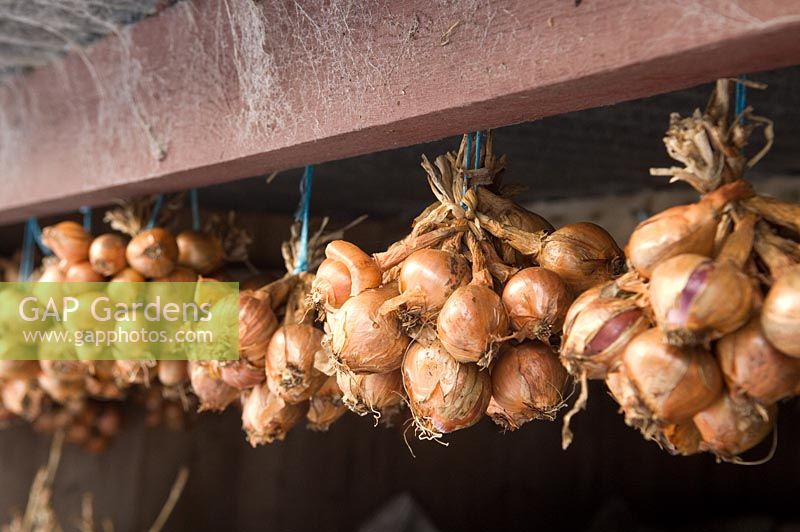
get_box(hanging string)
[27,217,51,256]
[146,194,165,230]
[19,219,35,281]
[734,75,747,123]
[293,165,314,274]
[79,206,92,233]
[189,189,201,231]
[460,131,485,209]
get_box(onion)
[89,234,127,276]
[241,382,307,446]
[189,361,238,412]
[42,221,92,265]
[1,380,44,420]
[38,374,85,403]
[487,341,568,430]
[310,258,352,311]
[622,328,722,424]
[336,369,404,424]
[219,360,266,390]
[307,375,348,431]
[649,254,753,345]
[381,248,470,329]
[560,290,649,380]
[323,240,382,297]
[265,324,326,404]
[537,222,624,293]
[717,316,800,404]
[40,360,88,382]
[239,290,279,365]
[157,361,189,388]
[113,360,154,385]
[126,228,179,278]
[65,261,104,282]
[626,180,754,278]
[693,392,775,459]
[108,267,146,304]
[402,339,491,438]
[502,267,572,343]
[0,360,41,381]
[154,266,198,282]
[761,264,800,356]
[176,230,224,275]
[328,285,410,373]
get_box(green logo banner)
[0,282,239,361]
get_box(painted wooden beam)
[1,0,799,223]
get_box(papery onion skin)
[42,221,92,265]
[437,284,509,367]
[189,361,239,412]
[241,383,307,446]
[395,248,471,315]
[538,222,624,293]
[402,340,491,436]
[761,265,800,357]
[311,258,352,311]
[38,374,85,403]
[693,393,775,459]
[336,369,404,423]
[488,341,569,430]
[560,295,649,380]
[1,380,44,420]
[265,324,326,404]
[65,262,104,282]
[623,328,722,424]
[717,316,800,404]
[154,266,198,282]
[239,290,279,365]
[649,254,753,346]
[40,360,88,382]
[89,234,127,276]
[219,360,266,390]
[307,375,348,431]
[502,267,572,343]
[0,360,41,381]
[329,286,410,373]
[126,228,179,278]
[157,361,189,388]
[176,230,224,275]
[626,181,753,279]
[324,240,381,297]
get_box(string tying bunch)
[293,165,314,274]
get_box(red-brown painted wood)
[1,0,799,223]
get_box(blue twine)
[189,189,201,231]
[735,75,747,123]
[20,220,35,281]
[79,206,92,232]
[460,132,483,208]
[146,194,165,230]
[293,165,314,274]
[27,217,51,256]
[474,131,482,170]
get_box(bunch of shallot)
[561,79,799,463]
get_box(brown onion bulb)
[239,290,279,365]
[693,392,775,459]
[0,360,41,381]
[307,375,348,431]
[311,258,352,311]
[111,267,145,282]
[649,254,753,346]
[502,267,573,343]
[65,261,104,282]
[488,341,569,430]
[623,328,722,424]
[38,374,85,403]
[241,382,307,446]
[154,266,198,282]
[382,249,470,324]
[1,380,44,420]
[37,259,65,282]
[324,240,382,297]
[126,228,179,278]
[560,292,649,380]
[265,324,326,404]
[538,222,624,293]
[437,284,509,367]
[42,221,92,265]
[176,230,224,275]
[157,361,189,388]
[189,361,238,412]
[626,180,753,278]
[717,316,800,404]
[40,360,88,382]
[219,360,266,390]
[761,264,800,357]
[336,369,404,423]
[89,234,127,276]
[402,340,491,438]
[328,285,410,373]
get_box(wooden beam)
[1,0,799,224]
